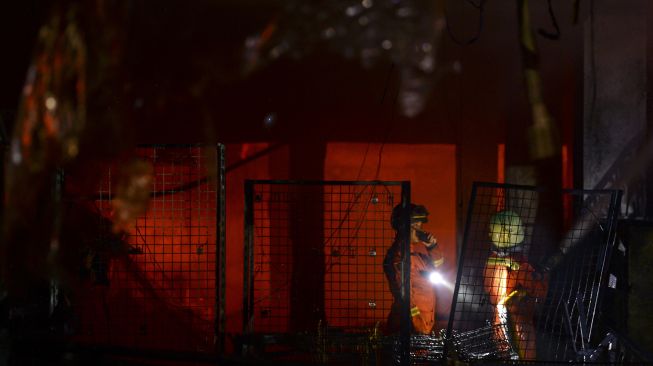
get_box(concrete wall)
[583,0,647,216]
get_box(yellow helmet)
[488,210,525,248]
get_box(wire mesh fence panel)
[446,182,620,363]
[65,145,224,354]
[537,189,621,362]
[244,181,405,337]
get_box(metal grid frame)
[243,180,411,362]
[446,182,621,363]
[66,144,225,354]
[0,143,6,232]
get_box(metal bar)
[243,180,255,333]
[215,144,226,353]
[575,297,589,351]
[50,168,65,316]
[245,179,405,186]
[446,182,479,340]
[399,181,411,366]
[587,189,623,340]
[135,143,216,148]
[80,179,406,202]
[0,144,6,227]
[562,301,579,354]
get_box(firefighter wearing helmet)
[484,210,547,360]
[383,203,444,334]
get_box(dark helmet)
[390,203,429,230]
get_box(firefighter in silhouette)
[384,203,444,334]
[483,210,547,360]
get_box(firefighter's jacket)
[483,250,548,306]
[384,236,444,334]
[483,249,548,359]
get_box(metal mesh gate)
[243,180,408,359]
[446,182,621,363]
[64,144,225,354]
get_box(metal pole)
[215,144,226,353]
[243,180,255,334]
[399,181,411,365]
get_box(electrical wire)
[356,62,395,181]
[373,68,401,181]
[444,0,487,46]
[321,61,402,274]
[537,0,561,40]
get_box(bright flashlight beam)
[428,271,454,291]
[429,271,444,285]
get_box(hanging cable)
[356,62,395,181]
[373,78,401,181]
[537,0,561,40]
[444,0,487,46]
